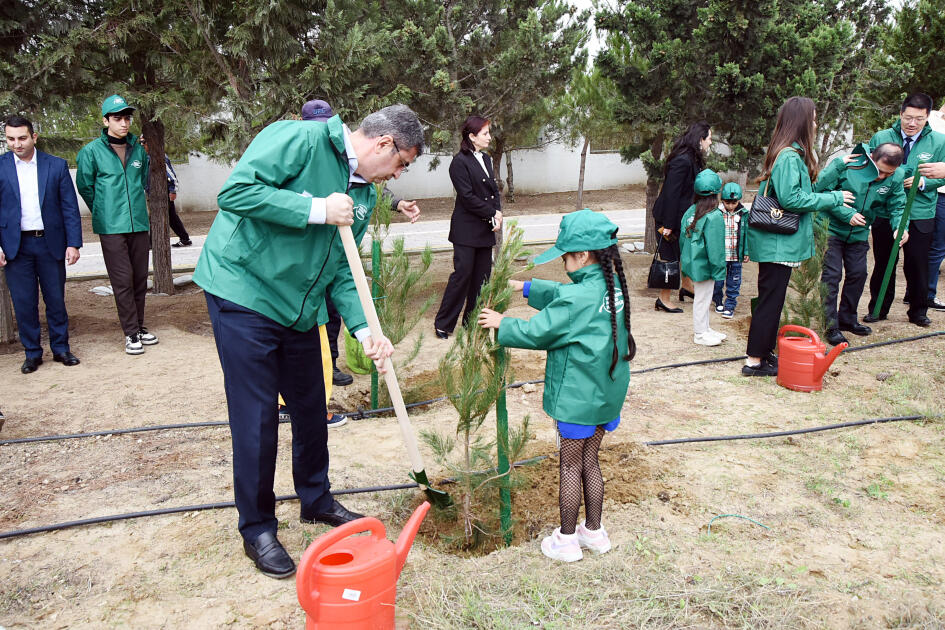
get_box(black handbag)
[748,170,800,235]
[647,235,680,289]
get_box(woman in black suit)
[651,121,713,312]
[434,115,503,338]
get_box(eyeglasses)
[391,138,410,173]
[901,115,927,124]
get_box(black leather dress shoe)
[21,357,42,374]
[862,314,886,323]
[243,531,296,579]
[678,287,695,302]
[654,298,683,313]
[434,328,450,339]
[765,352,778,369]
[53,351,81,366]
[838,322,871,336]
[300,499,365,527]
[332,365,353,386]
[825,328,849,346]
[909,315,931,327]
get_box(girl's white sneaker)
[577,521,612,554]
[694,332,721,346]
[541,528,583,562]
[707,327,727,340]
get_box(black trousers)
[434,244,493,333]
[167,200,190,242]
[325,293,341,361]
[100,231,151,336]
[746,262,793,358]
[867,218,898,318]
[821,237,869,329]
[903,218,934,320]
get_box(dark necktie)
[903,137,913,162]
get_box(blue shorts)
[556,417,620,440]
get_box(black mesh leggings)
[558,426,605,535]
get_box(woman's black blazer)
[447,150,501,247]
[652,153,696,234]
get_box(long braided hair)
[591,244,636,377]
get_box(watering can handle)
[296,516,387,620]
[778,324,821,346]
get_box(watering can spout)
[815,342,847,380]
[395,501,431,575]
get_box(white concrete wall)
[70,141,648,214]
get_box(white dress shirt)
[14,151,44,231]
[473,151,490,177]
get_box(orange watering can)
[296,501,430,630]
[776,325,847,392]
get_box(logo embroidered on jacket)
[355,204,368,221]
[599,289,625,314]
[877,186,890,195]
[131,160,142,168]
[918,152,933,161]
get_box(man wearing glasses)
[194,104,422,579]
[76,95,157,354]
[866,93,945,327]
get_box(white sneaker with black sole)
[125,333,144,355]
[138,327,158,345]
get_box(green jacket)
[75,130,150,234]
[868,121,945,221]
[813,156,906,243]
[497,264,630,425]
[746,144,845,263]
[193,117,375,333]
[680,205,726,282]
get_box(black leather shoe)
[862,313,885,323]
[300,499,365,527]
[838,322,871,336]
[655,298,683,313]
[742,361,777,377]
[21,357,42,374]
[243,531,295,578]
[53,351,81,366]
[678,287,695,302]
[765,352,778,369]
[332,365,353,386]
[909,315,931,327]
[825,328,849,346]
[434,328,450,339]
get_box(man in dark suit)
[0,115,82,373]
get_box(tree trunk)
[644,133,665,254]
[504,151,515,203]
[491,137,505,194]
[576,137,589,210]
[141,116,175,295]
[0,269,15,344]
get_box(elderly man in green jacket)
[815,143,906,346]
[865,93,945,327]
[76,95,157,355]
[194,104,423,579]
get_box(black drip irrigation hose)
[2,330,942,449]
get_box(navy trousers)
[205,292,334,542]
[5,234,70,359]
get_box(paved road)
[67,208,646,278]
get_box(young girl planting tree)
[479,209,635,562]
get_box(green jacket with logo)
[746,144,845,263]
[813,156,906,243]
[193,116,375,333]
[868,121,945,220]
[75,130,150,234]
[680,205,726,282]
[497,264,630,425]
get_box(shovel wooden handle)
[337,226,427,478]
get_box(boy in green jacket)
[76,95,155,355]
[194,105,423,579]
[866,93,945,326]
[815,143,906,345]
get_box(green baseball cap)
[101,94,135,117]
[846,142,879,186]
[721,182,743,201]
[533,209,619,265]
[693,169,722,196]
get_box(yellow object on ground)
[278,325,333,408]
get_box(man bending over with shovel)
[194,104,423,579]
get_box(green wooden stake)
[871,162,925,319]
[494,331,512,545]
[370,238,381,410]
